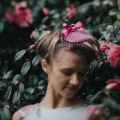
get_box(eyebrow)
[61,68,89,72]
[82,69,89,72]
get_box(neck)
[39,83,84,109]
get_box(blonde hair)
[35,30,100,64]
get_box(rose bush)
[1,0,120,120]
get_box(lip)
[66,87,77,92]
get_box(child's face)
[44,48,90,99]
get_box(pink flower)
[14,81,20,86]
[4,105,10,109]
[15,8,33,27]
[101,43,120,68]
[106,83,118,90]
[117,17,120,21]
[11,1,27,11]
[106,78,120,90]
[42,8,49,15]
[107,45,120,68]
[100,43,110,51]
[5,1,33,27]
[5,10,15,23]
[66,4,76,19]
[30,30,35,39]
[29,44,36,50]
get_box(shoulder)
[12,103,39,120]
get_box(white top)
[12,103,88,120]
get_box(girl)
[12,21,100,120]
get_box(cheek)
[79,76,86,85]
[51,73,69,87]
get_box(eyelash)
[64,71,73,76]
[63,71,86,77]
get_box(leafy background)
[0,0,120,119]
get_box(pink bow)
[61,21,84,37]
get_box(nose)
[69,74,79,86]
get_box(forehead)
[51,49,89,70]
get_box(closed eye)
[63,71,73,76]
[61,69,73,76]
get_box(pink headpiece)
[61,21,94,49]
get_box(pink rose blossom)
[5,1,33,27]
[66,4,76,19]
[15,8,33,27]
[100,43,109,51]
[107,45,120,68]
[5,10,15,23]
[105,43,119,55]
[101,43,120,68]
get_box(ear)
[41,59,49,73]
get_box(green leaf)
[4,86,12,101]
[19,82,24,93]
[0,22,4,33]
[34,29,40,40]
[114,21,120,26]
[92,0,101,6]
[24,87,35,100]
[109,117,120,120]
[21,61,31,76]
[26,87,35,94]
[12,90,21,104]
[32,55,40,66]
[0,108,11,120]
[49,9,57,15]
[29,75,39,86]
[12,74,24,83]
[41,16,49,23]
[52,13,60,19]
[109,9,118,16]
[1,63,9,75]
[2,70,13,79]
[14,49,27,61]
[106,25,113,33]
[104,98,120,112]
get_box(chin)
[64,93,76,99]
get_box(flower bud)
[117,17,120,21]
[30,31,34,39]
[106,83,118,90]
[42,8,49,15]
[14,81,20,86]
[4,105,10,109]
[29,44,35,50]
